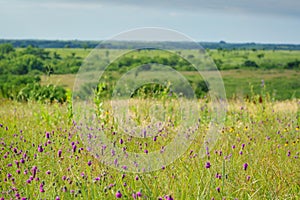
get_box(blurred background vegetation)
[0,41,299,102]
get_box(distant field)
[41,69,300,100]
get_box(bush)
[244,60,259,68]
[285,60,300,69]
[17,84,67,103]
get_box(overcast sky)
[0,0,299,43]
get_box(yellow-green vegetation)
[41,69,300,100]
[0,97,299,199]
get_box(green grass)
[0,97,299,199]
[41,69,300,100]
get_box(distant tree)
[244,60,258,68]
[0,43,15,55]
[82,43,89,50]
[285,60,300,69]
[53,51,61,59]
[257,53,264,59]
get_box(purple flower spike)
[116,191,122,198]
[58,149,62,157]
[136,191,142,197]
[132,193,137,199]
[243,163,248,171]
[205,162,211,169]
[38,146,43,153]
[72,145,77,153]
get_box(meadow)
[0,96,299,199]
[1,45,300,199]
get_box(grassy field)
[41,69,300,100]
[2,48,299,199]
[0,97,299,199]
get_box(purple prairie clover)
[116,191,122,198]
[232,145,236,149]
[216,187,221,193]
[55,196,60,200]
[165,195,174,200]
[119,139,124,145]
[58,150,62,157]
[72,145,77,153]
[31,166,37,177]
[246,175,251,181]
[153,136,157,142]
[88,160,92,166]
[38,146,43,153]
[132,193,137,199]
[7,173,12,179]
[46,170,51,175]
[287,150,291,157]
[135,176,139,181]
[136,191,142,197]
[45,132,50,139]
[243,163,248,171]
[144,149,148,154]
[242,143,245,149]
[215,173,221,179]
[205,162,211,169]
[40,187,45,193]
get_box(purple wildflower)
[243,163,248,171]
[137,191,142,197]
[58,150,62,157]
[205,162,211,169]
[116,191,122,198]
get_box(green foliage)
[0,43,15,56]
[0,75,40,99]
[243,60,259,68]
[17,83,67,103]
[285,60,300,69]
